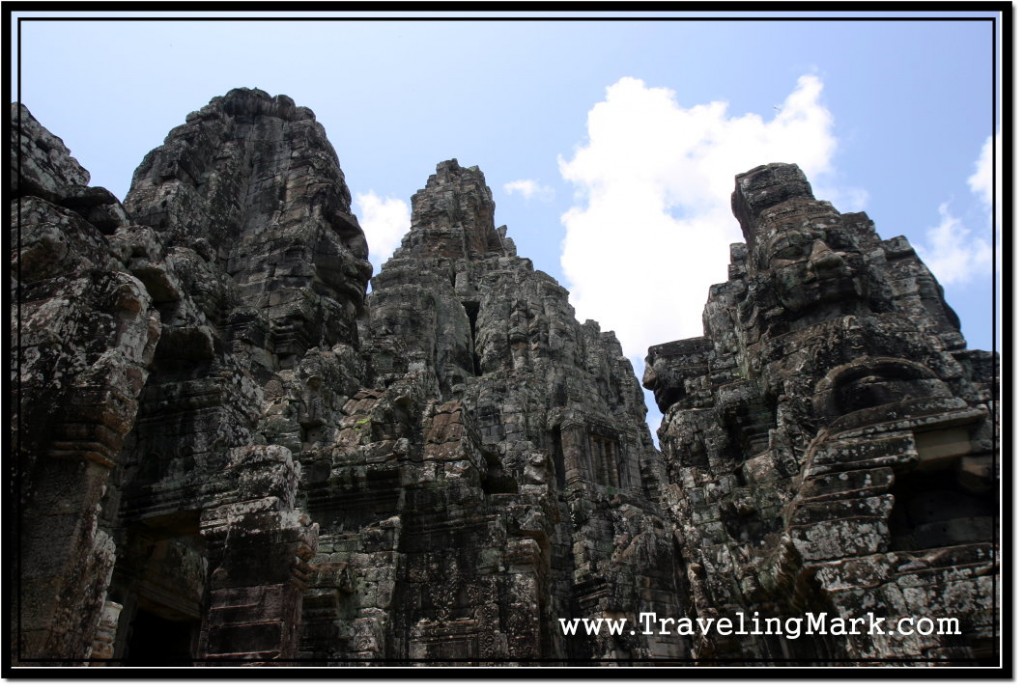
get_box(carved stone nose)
[808,238,844,271]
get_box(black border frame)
[3,2,1012,680]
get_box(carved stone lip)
[813,356,953,426]
[814,356,940,395]
[827,400,984,437]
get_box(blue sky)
[11,10,1002,440]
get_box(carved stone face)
[754,203,868,317]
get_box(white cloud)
[917,134,998,286]
[504,178,555,202]
[968,131,1001,269]
[967,132,997,206]
[918,203,992,286]
[354,191,410,269]
[558,75,845,361]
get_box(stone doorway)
[110,514,207,665]
[124,607,198,666]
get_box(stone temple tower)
[645,163,998,662]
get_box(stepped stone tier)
[10,89,999,667]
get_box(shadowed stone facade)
[10,91,999,667]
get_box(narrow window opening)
[605,439,620,488]
[462,301,482,376]
[551,426,566,490]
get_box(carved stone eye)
[773,244,805,261]
[767,235,811,265]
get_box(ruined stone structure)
[644,163,999,661]
[10,90,999,667]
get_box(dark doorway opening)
[124,607,198,666]
[888,460,994,551]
